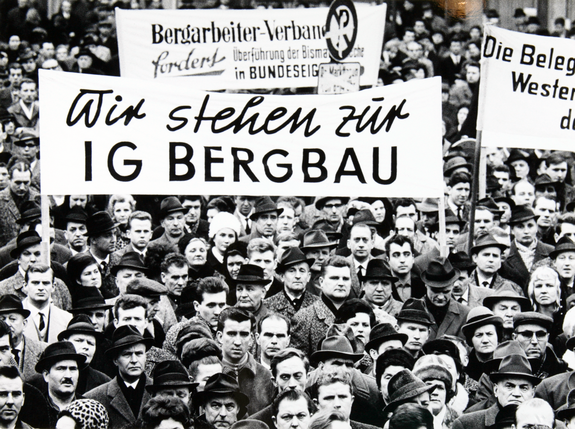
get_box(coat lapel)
[108,379,136,423]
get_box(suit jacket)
[501,240,554,291]
[22,301,72,344]
[8,100,40,130]
[0,187,39,247]
[84,376,152,429]
[465,269,525,297]
[264,289,319,320]
[91,250,122,299]
[452,403,500,429]
[346,255,373,299]
[465,284,496,309]
[437,54,464,85]
[428,299,470,342]
[0,270,72,311]
[290,299,336,357]
[19,335,47,381]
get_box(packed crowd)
[0,0,575,429]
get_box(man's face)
[466,66,480,84]
[161,212,185,238]
[305,247,331,272]
[388,242,414,276]
[41,42,55,58]
[398,322,429,353]
[254,213,278,237]
[450,41,462,55]
[472,247,502,275]
[235,196,256,216]
[193,363,222,392]
[91,230,117,255]
[556,251,575,280]
[493,377,534,407]
[448,182,471,206]
[426,284,453,307]
[0,313,26,343]
[194,291,227,329]
[493,171,511,191]
[0,167,9,190]
[9,170,31,197]
[492,300,521,330]
[226,254,245,279]
[67,333,96,365]
[497,202,512,224]
[278,208,296,233]
[236,283,266,312]
[115,306,147,334]
[512,219,538,247]
[403,30,415,43]
[13,139,38,163]
[69,195,87,208]
[512,181,535,207]
[8,68,22,87]
[18,243,41,271]
[24,271,54,305]
[546,161,568,183]
[320,265,351,303]
[128,219,152,251]
[113,343,146,382]
[395,217,416,239]
[345,312,371,345]
[0,375,24,426]
[85,309,107,332]
[161,264,188,297]
[274,356,307,392]
[534,198,557,228]
[258,317,290,362]
[204,394,239,429]
[43,360,79,397]
[426,379,447,415]
[65,222,87,251]
[451,270,469,298]
[182,199,202,224]
[445,223,461,248]
[514,323,549,359]
[474,210,494,235]
[347,226,374,263]
[217,320,253,363]
[274,397,311,429]
[0,336,13,366]
[557,222,575,242]
[249,250,276,280]
[363,279,393,306]
[19,83,37,104]
[115,268,144,293]
[315,382,354,419]
[322,199,345,223]
[282,262,311,296]
[379,365,404,401]
[395,205,418,223]
[407,42,423,60]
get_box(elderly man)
[483,290,530,342]
[240,196,282,244]
[551,236,575,309]
[452,355,539,429]
[513,312,567,378]
[194,373,250,429]
[300,229,337,296]
[84,325,153,429]
[35,341,86,426]
[265,247,318,320]
[234,264,270,324]
[315,197,349,235]
[63,207,88,255]
[360,259,402,321]
[148,197,186,254]
[290,256,352,356]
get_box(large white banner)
[39,71,443,197]
[115,5,385,90]
[478,25,575,150]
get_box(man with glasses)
[513,312,567,378]
[315,197,349,234]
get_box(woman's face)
[113,201,132,225]
[533,274,558,307]
[511,160,530,179]
[471,324,498,355]
[8,36,20,50]
[457,107,469,125]
[370,200,386,223]
[213,228,236,254]
[426,379,447,416]
[185,239,207,266]
[80,263,102,288]
[277,207,295,233]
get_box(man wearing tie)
[346,222,376,298]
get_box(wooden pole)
[467,131,483,252]
[41,194,51,266]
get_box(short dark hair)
[19,78,36,90]
[270,348,310,378]
[160,252,188,273]
[545,152,569,168]
[448,171,471,187]
[0,365,24,382]
[556,213,575,236]
[389,404,434,429]
[195,277,229,303]
[25,263,53,283]
[114,294,148,319]
[140,396,189,429]
[320,255,350,278]
[271,389,316,419]
[0,321,11,340]
[375,349,415,389]
[393,198,417,216]
[217,307,255,333]
[385,234,414,255]
[258,313,291,335]
[335,298,376,327]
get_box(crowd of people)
[0,0,574,429]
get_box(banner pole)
[467,131,483,253]
[41,194,51,267]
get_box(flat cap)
[513,311,553,331]
[126,278,168,298]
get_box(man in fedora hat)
[364,323,407,377]
[0,294,45,380]
[22,264,72,344]
[300,229,337,296]
[194,373,250,429]
[240,196,282,244]
[452,355,539,429]
[35,340,86,425]
[291,256,353,356]
[85,211,120,299]
[246,239,283,299]
[501,205,554,291]
[448,250,495,308]
[0,231,71,311]
[148,196,186,254]
[146,360,194,411]
[395,298,434,359]
[234,264,271,324]
[314,197,349,235]
[265,247,318,320]
[360,259,402,322]
[0,161,37,248]
[84,325,154,429]
[69,287,112,333]
[483,290,530,342]
[216,307,274,415]
[466,233,524,296]
[111,252,148,298]
[383,368,436,419]
[421,258,470,341]
[551,236,575,310]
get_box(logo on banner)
[325,0,358,62]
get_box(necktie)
[457,206,463,221]
[482,281,490,288]
[245,217,251,234]
[101,261,108,273]
[457,297,465,304]
[38,312,45,332]
[12,349,19,365]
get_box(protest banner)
[477,25,575,150]
[115,5,385,89]
[39,70,443,198]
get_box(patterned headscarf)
[59,399,109,429]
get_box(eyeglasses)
[516,330,548,339]
[521,425,552,429]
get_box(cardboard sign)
[318,62,360,94]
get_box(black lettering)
[66,89,112,128]
[334,148,366,183]
[231,148,259,182]
[373,146,397,184]
[169,142,195,181]
[263,149,292,183]
[84,141,92,181]
[167,106,191,131]
[107,142,142,182]
[302,148,327,182]
[205,146,224,181]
